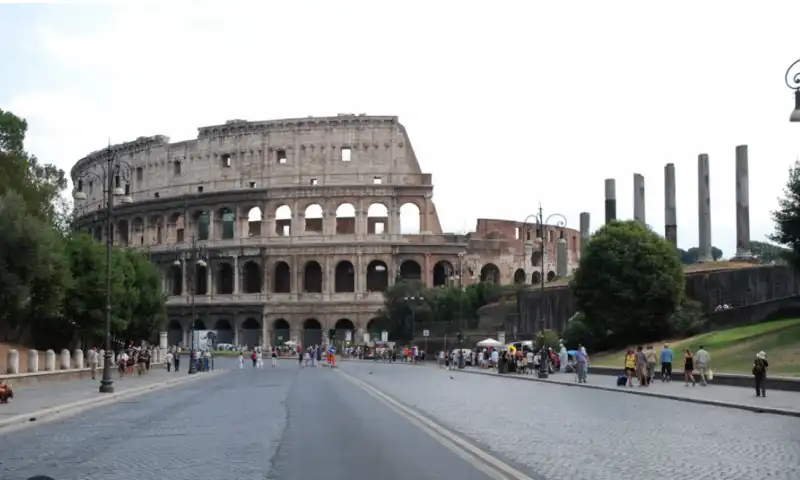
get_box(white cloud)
[5,0,800,256]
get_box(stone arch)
[273,261,291,293]
[193,210,210,241]
[272,318,290,346]
[547,271,557,282]
[168,212,184,243]
[218,207,235,239]
[167,319,182,347]
[366,318,383,338]
[303,318,322,347]
[531,271,542,285]
[400,259,422,281]
[168,264,182,296]
[304,204,324,233]
[217,262,234,294]
[399,202,421,234]
[116,219,129,246]
[433,260,454,287]
[193,318,207,330]
[334,318,355,343]
[195,263,208,295]
[335,260,355,293]
[240,317,261,347]
[335,203,356,234]
[304,260,323,293]
[148,215,164,244]
[531,251,542,267]
[366,260,389,292]
[275,205,292,236]
[214,319,234,344]
[131,217,144,245]
[367,203,389,234]
[242,261,262,294]
[247,207,262,237]
[480,263,500,284]
[514,268,526,284]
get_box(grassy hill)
[589,318,800,377]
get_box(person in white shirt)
[88,347,99,379]
[695,345,711,386]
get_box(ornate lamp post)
[522,204,567,379]
[173,232,208,375]
[72,146,134,394]
[786,59,800,122]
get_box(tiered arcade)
[71,115,581,348]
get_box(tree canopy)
[770,158,800,270]
[0,108,166,350]
[677,246,723,264]
[569,220,685,349]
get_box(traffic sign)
[422,329,430,337]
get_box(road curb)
[0,369,225,433]
[454,369,800,418]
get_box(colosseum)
[70,114,582,348]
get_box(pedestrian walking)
[173,349,180,372]
[575,344,588,383]
[660,344,673,382]
[257,349,264,369]
[683,348,696,386]
[165,350,173,372]
[753,351,769,397]
[88,346,99,380]
[238,352,244,370]
[635,346,648,387]
[644,345,657,385]
[624,349,636,387]
[695,344,711,386]
[271,348,278,368]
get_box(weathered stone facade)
[70,115,582,348]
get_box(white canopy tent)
[476,338,504,348]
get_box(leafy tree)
[120,249,166,343]
[749,240,789,265]
[676,246,723,264]
[561,314,595,350]
[770,158,800,270]
[570,220,685,349]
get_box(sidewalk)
[456,368,800,418]
[0,367,221,430]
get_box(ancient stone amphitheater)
[71,114,581,348]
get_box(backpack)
[752,359,766,375]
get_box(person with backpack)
[753,351,769,397]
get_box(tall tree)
[770,159,800,270]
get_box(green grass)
[590,318,800,377]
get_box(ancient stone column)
[6,349,19,374]
[556,237,568,277]
[73,349,84,369]
[664,163,677,246]
[45,349,56,371]
[28,349,38,373]
[59,348,71,369]
[697,153,713,263]
[579,212,590,256]
[733,145,753,260]
[604,179,617,224]
[633,173,646,225]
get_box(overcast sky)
[2,0,799,257]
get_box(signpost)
[422,329,429,356]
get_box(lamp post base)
[99,379,115,393]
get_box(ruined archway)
[480,263,501,284]
[399,260,422,281]
[275,205,292,236]
[194,263,208,295]
[303,261,323,293]
[514,268,526,284]
[213,319,234,344]
[193,318,207,330]
[247,207,262,237]
[366,318,383,339]
[531,271,542,285]
[194,210,210,241]
[304,204,323,233]
[240,317,261,348]
[547,271,556,282]
[167,319,182,347]
[303,318,322,347]
[168,265,182,296]
[531,251,543,267]
[217,262,234,294]
[242,261,262,293]
[366,260,389,292]
[273,261,291,293]
[367,203,389,234]
[335,203,356,234]
[335,260,355,293]
[433,261,454,287]
[334,318,355,344]
[399,203,420,234]
[272,318,290,346]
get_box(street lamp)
[522,204,567,379]
[403,295,423,343]
[786,59,800,122]
[72,145,134,394]
[173,232,208,374]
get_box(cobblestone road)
[338,361,800,480]
[0,359,494,480]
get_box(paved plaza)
[1,358,798,480]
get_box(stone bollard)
[60,349,71,370]
[6,349,19,374]
[73,349,84,369]
[28,349,39,373]
[45,349,56,371]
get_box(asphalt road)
[0,359,494,480]
[337,360,800,480]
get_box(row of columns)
[602,145,753,262]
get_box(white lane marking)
[337,369,535,480]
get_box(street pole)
[72,144,134,394]
[785,59,800,122]
[188,232,198,375]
